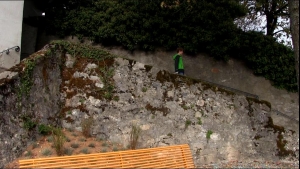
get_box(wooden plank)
[19,144,195,168]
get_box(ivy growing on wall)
[17,60,36,101]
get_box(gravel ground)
[198,159,299,168]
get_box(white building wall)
[0,1,24,69]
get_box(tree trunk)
[288,0,299,97]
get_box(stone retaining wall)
[0,44,298,167]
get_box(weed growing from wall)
[129,124,142,150]
[50,40,115,60]
[22,115,37,130]
[99,65,115,100]
[81,117,94,138]
[197,117,202,125]
[185,119,192,130]
[206,130,213,142]
[38,124,52,135]
[17,60,35,101]
[52,127,66,156]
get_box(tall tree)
[235,0,291,45]
[288,0,299,95]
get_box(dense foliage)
[42,0,297,92]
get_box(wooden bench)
[19,144,195,168]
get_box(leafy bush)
[46,0,297,92]
[22,116,36,130]
[38,124,52,135]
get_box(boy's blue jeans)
[178,69,184,75]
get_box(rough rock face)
[0,51,62,167]
[0,45,299,167]
[60,57,298,167]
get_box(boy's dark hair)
[177,47,183,53]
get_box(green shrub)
[52,127,65,156]
[38,124,52,135]
[45,0,297,92]
[22,116,36,130]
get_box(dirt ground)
[4,128,125,168]
[4,129,298,168]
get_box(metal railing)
[0,46,20,56]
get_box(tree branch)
[273,29,286,35]
[274,4,288,15]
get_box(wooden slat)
[19,144,195,168]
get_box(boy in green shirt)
[173,47,184,75]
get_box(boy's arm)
[174,55,179,72]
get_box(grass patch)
[71,143,79,149]
[24,151,33,157]
[101,148,107,153]
[113,147,119,151]
[32,143,38,149]
[47,136,53,142]
[41,149,52,156]
[66,138,71,143]
[64,148,73,156]
[88,143,95,148]
[101,142,108,147]
[67,128,74,132]
[96,137,104,142]
[80,148,90,154]
[79,138,86,142]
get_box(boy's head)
[177,47,183,55]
